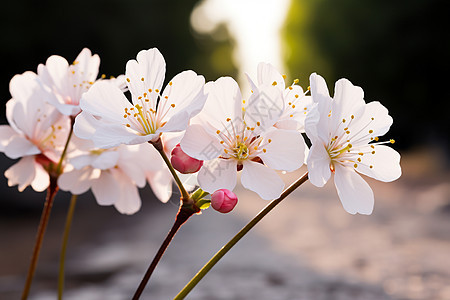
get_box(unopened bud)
[211,189,238,213]
[171,144,203,174]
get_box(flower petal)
[4,156,36,192]
[30,162,50,192]
[258,129,305,172]
[180,124,222,161]
[160,70,206,128]
[92,171,120,206]
[92,151,120,170]
[197,158,237,193]
[331,78,365,129]
[257,62,285,92]
[356,145,401,182]
[240,160,284,200]
[147,169,173,203]
[195,77,243,130]
[126,48,165,107]
[112,169,142,215]
[306,140,332,187]
[309,73,330,100]
[58,167,98,195]
[4,135,40,159]
[244,84,284,133]
[334,164,374,215]
[80,81,131,123]
[0,125,17,151]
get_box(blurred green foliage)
[283,0,449,151]
[0,0,236,119]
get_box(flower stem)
[56,117,75,176]
[21,178,59,300]
[132,204,197,300]
[151,139,190,201]
[173,172,309,300]
[57,194,78,300]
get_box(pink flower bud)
[171,144,203,174]
[211,189,238,213]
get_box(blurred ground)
[0,149,449,300]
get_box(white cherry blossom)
[58,138,171,214]
[0,72,70,192]
[305,73,401,215]
[74,48,206,149]
[181,76,306,200]
[249,62,314,132]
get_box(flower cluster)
[1,47,401,216]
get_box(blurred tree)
[0,0,236,120]
[283,0,450,153]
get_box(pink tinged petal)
[306,140,332,187]
[4,156,36,192]
[195,77,243,130]
[53,103,80,116]
[116,144,148,188]
[356,145,401,182]
[6,99,19,133]
[197,158,237,193]
[257,62,285,92]
[180,124,222,160]
[9,72,41,105]
[112,169,142,215]
[38,55,69,93]
[80,81,131,123]
[147,169,173,203]
[92,171,120,206]
[0,125,17,151]
[245,84,284,133]
[258,129,306,172]
[241,160,284,200]
[31,162,50,192]
[331,78,365,129]
[58,167,99,194]
[334,164,374,215]
[4,135,40,159]
[73,48,100,82]
[126,48,165,105]
[91,151,120,170]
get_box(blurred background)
[1,0,449,299]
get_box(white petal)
[334,164,374,215]
[73,48,100,82]
[73,111,98,140]
[4,135,40,159]
[306,140,331,187]
[180,124,222,160]
[241,160,284,200]
[126,48,165,106]
[0,125,17,151]
[92,151,120,170]
[356,145,401,182]
[92,171,120,206]
[112,169,142,215]
[197,158,237,193]
[331,78,365,129]
[147,169,173,203]
[244,84,284,133]
[258,129,305,171]
[257,62,285,92]
[37,55,69,94]
[195,77,243,129]
[80,81,130,123]
[309,73,330,100]
[4,156,36,192]
[70,153,96,170]
[58,167,97,195]
[31,163,50,192]
[159,70,206,132]
[116,144,148,188]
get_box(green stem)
[56,117,75,176]
[173,172,309,300]
[21,178,59,300]
[58,194,78,300]
[151,139,190,201]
